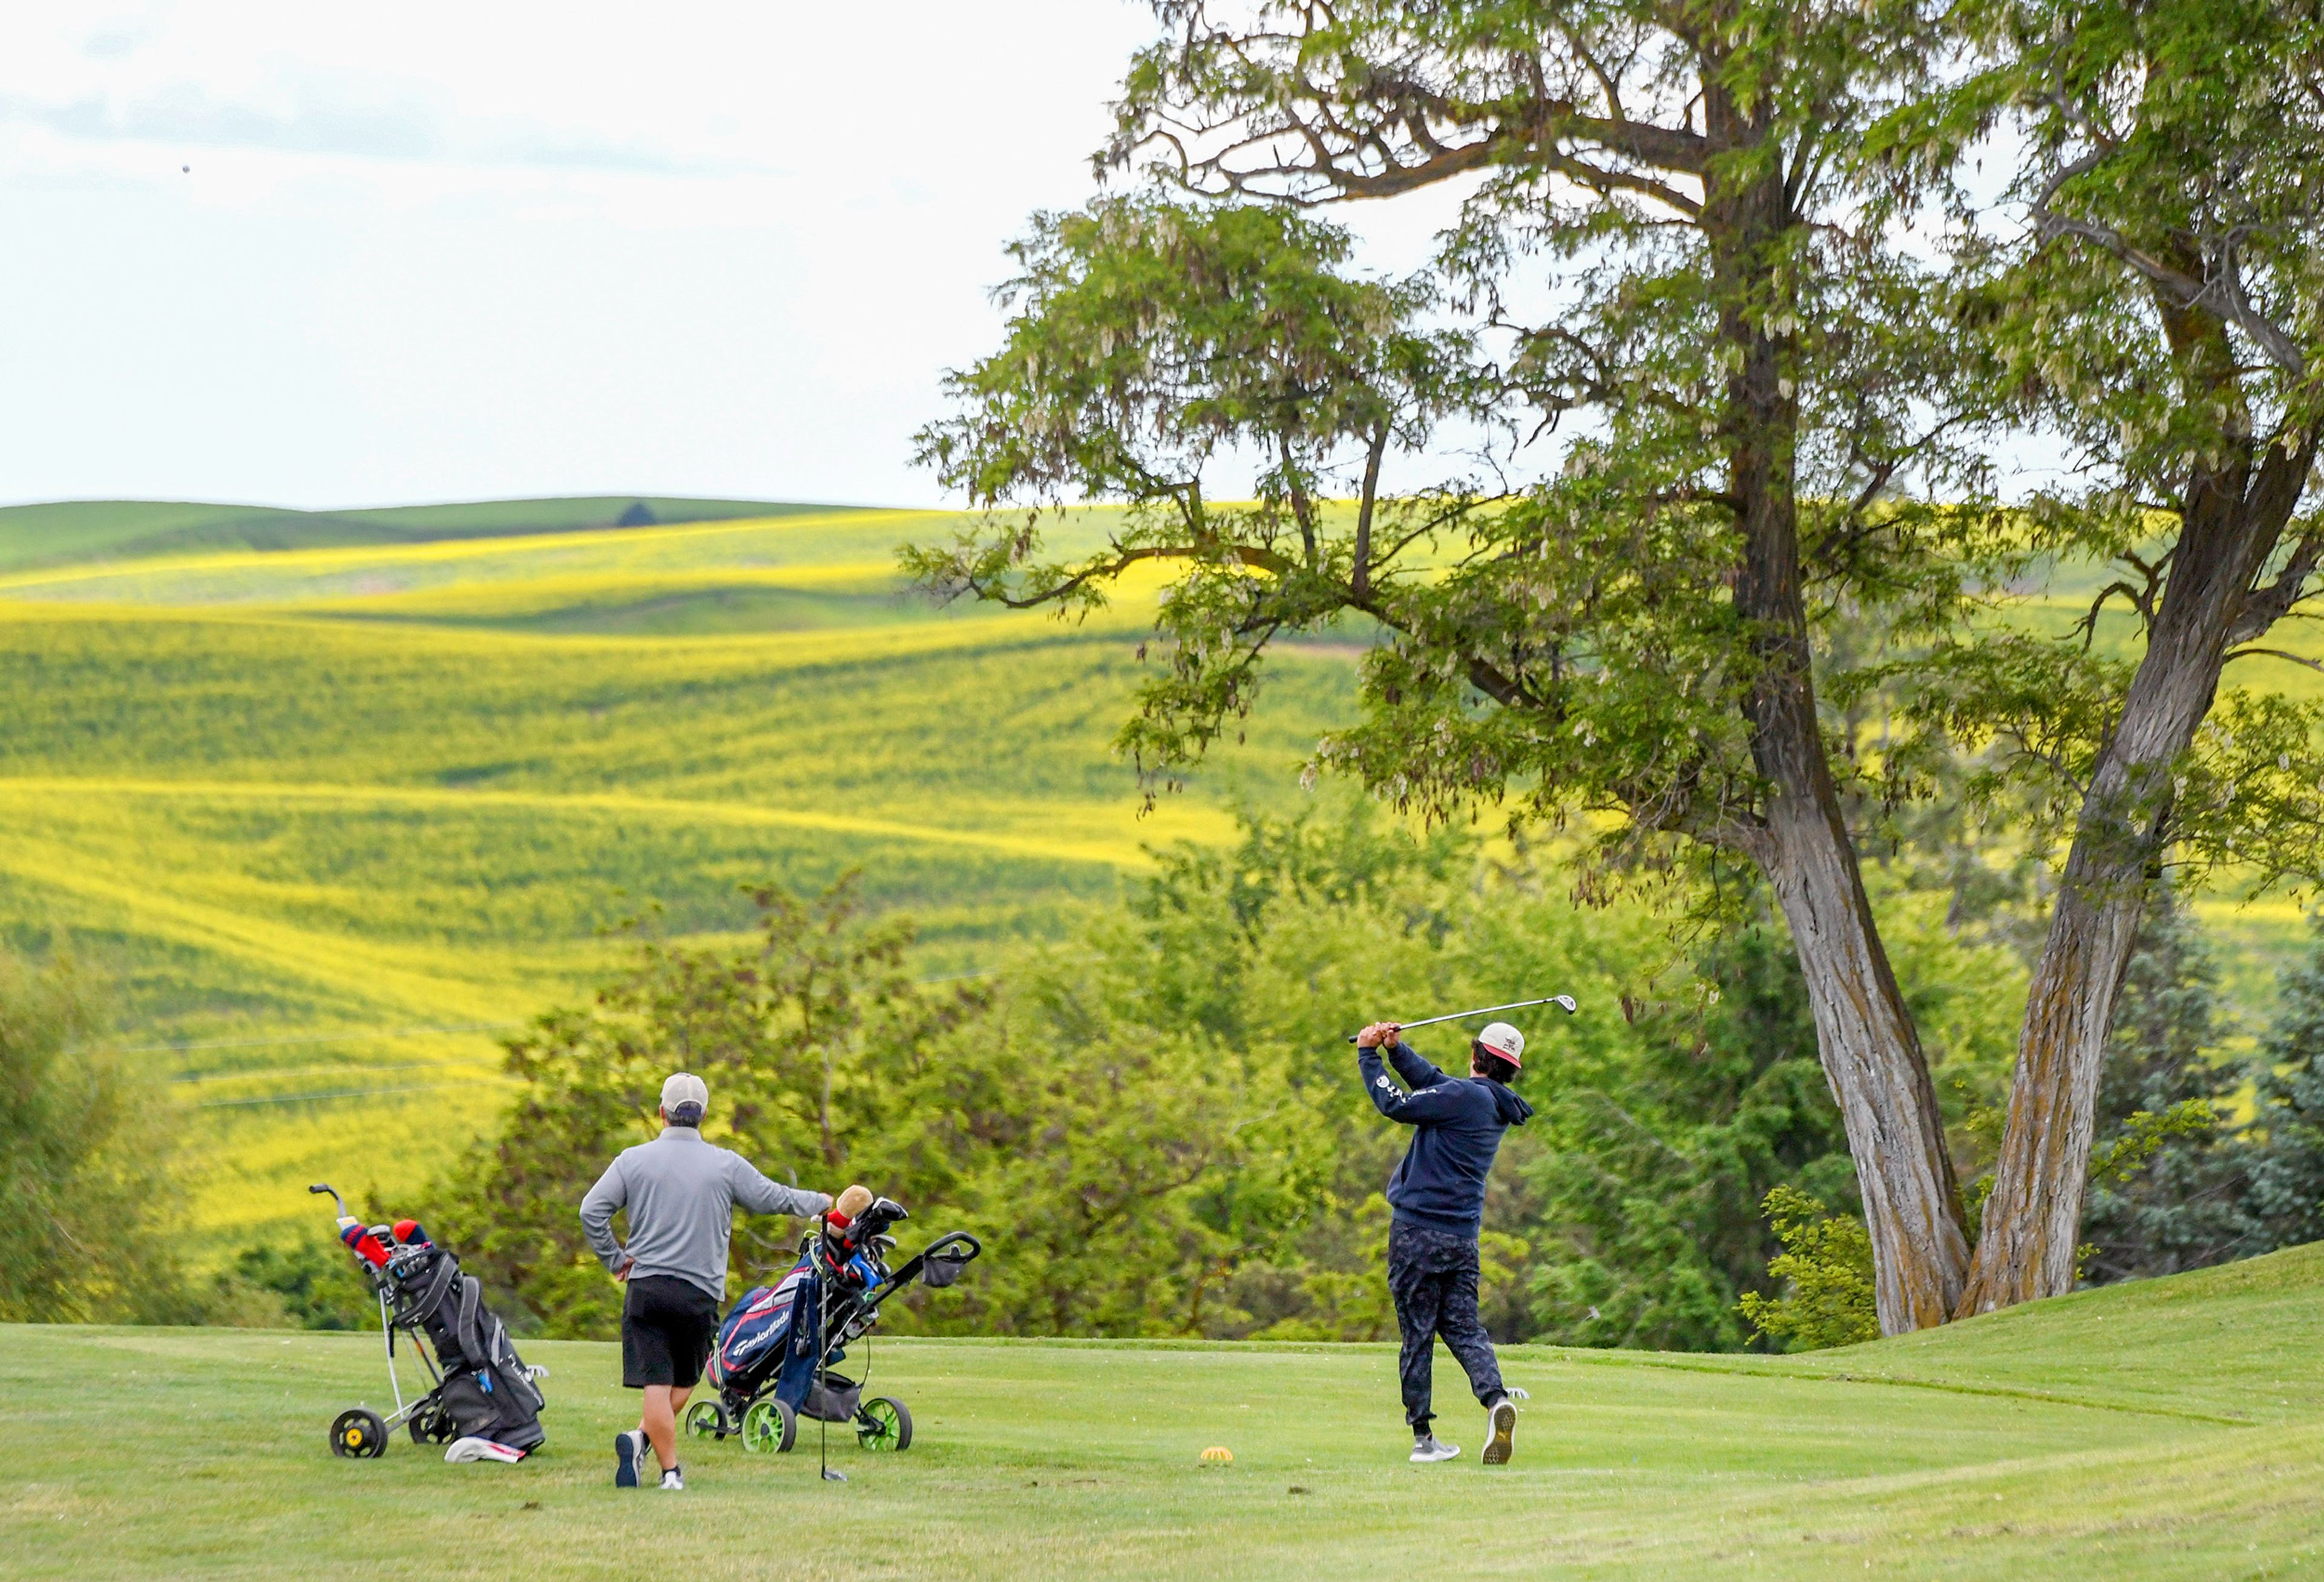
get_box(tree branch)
[2224,645,2324,674]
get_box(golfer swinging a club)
[579,1072,831,1491]
[1354,1018,1534,1465]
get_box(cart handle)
[309,1183,349,1219]
[866,1232,982,1310]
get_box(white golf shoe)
[1410,1434,1461,1463]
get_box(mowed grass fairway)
[8,1247,2324,1579]
[0,504,1355,1232]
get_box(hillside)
[0,495,845,571]
[0,505,1355,1233]
[5,1242,2323,1577]
[1,499,2317,1241]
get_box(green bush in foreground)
[0,947,198,1323]
[1736,1187,1882,1351]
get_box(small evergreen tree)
[2245,913,2324,1250]
[1528,919,1856,1351]
[2078,888,2262,1284]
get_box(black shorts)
[621,1275,721,1390]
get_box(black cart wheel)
[740,1396,796,1454]
[683,1397,730,1440]
[407,1398,453,1445]
[857,1396,911,1452]
[331,1407,387,1460]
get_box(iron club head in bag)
[1343,994,1577,1043]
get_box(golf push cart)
[688,1193,979,1457]
[311,1183,547,1460]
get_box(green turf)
[7,1244,2324,1578]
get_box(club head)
[1551,995,1578,1014]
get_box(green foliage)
[441,876,982,1335]
[223,1239,377,1331]
[440,875,1288,1339]
[914,4,2023,861]
[2247,912,2324,1249]
[912,4,2040,1326]
[1525,918,1853,1351]
[1860,0,2324,899]
[2079,887,2265,1284]
[436,794,2055,1350]
[2089,1103,2222,1189]
[907,194,1468,796]
[1928,0,2324,487]
[1737,1186,1882,1351]
[0,947,197,1323]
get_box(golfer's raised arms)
[1357,1042,1472,1125]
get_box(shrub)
[1736,1186,1880,1350]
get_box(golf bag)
[694,1196,980,1453]
[706,1254,853,1419]
[381,1241,547,1453]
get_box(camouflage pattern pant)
[1387,1219,1504,1431]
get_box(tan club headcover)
[833,1184,874,1221]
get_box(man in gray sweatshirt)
[579,1071,830,1490]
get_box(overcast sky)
[0,2,1298,511]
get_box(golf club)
[1343,994,1578,1043]
[817,1276,846,1483]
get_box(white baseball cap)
[660,1071,709,1121]
[1474,1023,1525,1068]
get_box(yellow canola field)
[0,511,1348,1233]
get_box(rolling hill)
[0,503,1356,1234]
[0,494,847,572]
[0,497,2316,1241]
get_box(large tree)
[1893,0,2324,1309]
[911,1,2000,1330]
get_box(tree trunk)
[1710,125,1969,1333]
[1959,435,2312,1312]
[1757,776,1974,1330]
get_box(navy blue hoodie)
[1356,1041,1534,1238]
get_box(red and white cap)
[1475,1022,1525,1068]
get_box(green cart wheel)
[683,1397,730,1440]
[740,1396,796,1454]
[856,1396,911,1452]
